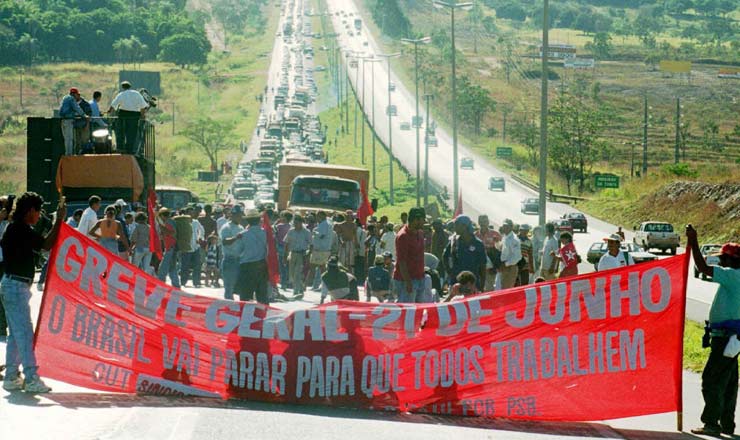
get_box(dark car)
[550,218,573,238]
[488,177,505,191]
[563,212,588,233]
[521,198,539,214]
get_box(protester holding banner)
[156,207,180,288]
[0,192,65,393]
[687,226,740,436]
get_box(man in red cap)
[58,87,86,155]
[687,225,740,436]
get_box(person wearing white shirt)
[107,81,148,154]
[77,195,101,239]
[540,222,560,280]
[598,234,635,271]
[499,219,522,289]
[180,207,204,288]
[379,224,396,259]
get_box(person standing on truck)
[89,91,107,130]
[76,195,101,239]
[1,192,65,393]
[107,81,148,154]
[687,225,740,437]
[59,88,86,155]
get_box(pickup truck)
[633,221,680,255]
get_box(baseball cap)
[115,198,128,207]
[503,218,514,227]
[231,205,244,215]
[604,233,622,243]
[714,243,740,259]
[69,87,79,95]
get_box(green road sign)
[594,173,620,189]
[496,147,513,158]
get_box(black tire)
[694,269,699,278]
[701,274,707,281]
[670,247,676,255]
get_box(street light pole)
[433,1,472,214]
[378,53,401,205]
[370,58,380,188]
[643,95,648,176]
[354,55,359,152]
[538,0,549,228]
[423,93,434,207]
[401,36,431,207]
[360,56,369,165]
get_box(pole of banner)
[33,191,65,347]
[676,241,692,432]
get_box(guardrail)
[510,174,589,203]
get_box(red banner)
[35,224,688,421]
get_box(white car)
[695,244,722,280]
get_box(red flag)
[147,189,163,259]
[558,241,578,269]
[357,179,374,226]
[453,190,463,218]
[262,211,280,287]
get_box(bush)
[663,163,698,178]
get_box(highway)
[323,0,714,322]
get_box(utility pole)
[643,95,648,176]
[378,53,401,205]
[401,37,431,207]
[538,0,549,228]
[360,56,367,164]
[433,1,472,214]
[354,56,359,151]
[369,58,381,188]
[345,54,350,133]
[423,93,434,207]
[19,68,24,109]
[674,97,680,164]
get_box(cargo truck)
[26,117,155,214]
[277,163,369,212]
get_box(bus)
[288,175,360,212]
[156,185,199,210]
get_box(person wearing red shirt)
[393,207,426,303]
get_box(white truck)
[633,221,680,255]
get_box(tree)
[585,32,613,60]
[371,0,410,38]
[158,33,209,68]
[454,75,496,136]
[467,1,485,54]
[548,86,607,194]
[510,114,539,167]
[182,118,234,172]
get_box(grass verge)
[684,319,708,373]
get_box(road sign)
[412,116,423,128]
[594,173,620,189]
[496,146,513,158]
